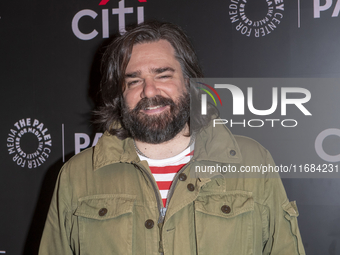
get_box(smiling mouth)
[145,105,164,110]
[141,104,169,114]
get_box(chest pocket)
[74,194,136,255]
[194,191,254,255]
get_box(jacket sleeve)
[39,165,75,255]
[262,151,305,255]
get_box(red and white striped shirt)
[138,146,194,207]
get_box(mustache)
[131,95,176,113]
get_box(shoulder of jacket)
[232,134,275,169]
[234,134,268,153]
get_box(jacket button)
[187,183,195,192]
[230,150,236,156]
[221,205,231,214]
[179,173,187,181]
[145,219,154,229]
[98,208,108,216]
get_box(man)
[39,21,305,254]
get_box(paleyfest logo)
[229,0,284,37]
[6,118,52,168]
[314,0,340,18]
[198,83,312,128]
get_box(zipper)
[132,162,165,254]
[165,163,191,208]
[132,161,192,254]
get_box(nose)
[140,77,160,99]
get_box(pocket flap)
[283,201,299,217]
[282,201,305,254]
[74,194,136,220]
[195,191,254,218]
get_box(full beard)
[122,93,190,144]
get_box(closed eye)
[126,79,142,87]
[156,73,173,80]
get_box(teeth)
[146,105,163,110]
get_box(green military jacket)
[39,122,305,255]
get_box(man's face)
[122,40,190,144]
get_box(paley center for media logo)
[196,80,312,128]
[72,0,146,40]
[6,118,52,168]
[228,0,284,37]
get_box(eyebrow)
[125,70,141,78]
[124,67,175,78]
[151,67,175,74]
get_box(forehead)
[126,40,180,72]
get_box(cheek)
[173,81,187,96]
[123,91,139,109]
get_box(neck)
[134,124,191,159]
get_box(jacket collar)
[93,119,242,171]
[93,132,140,171]
[192,119,242,164]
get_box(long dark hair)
[95,21,217,139]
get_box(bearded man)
[39,21,305,255]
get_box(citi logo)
[72,0,145,40]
